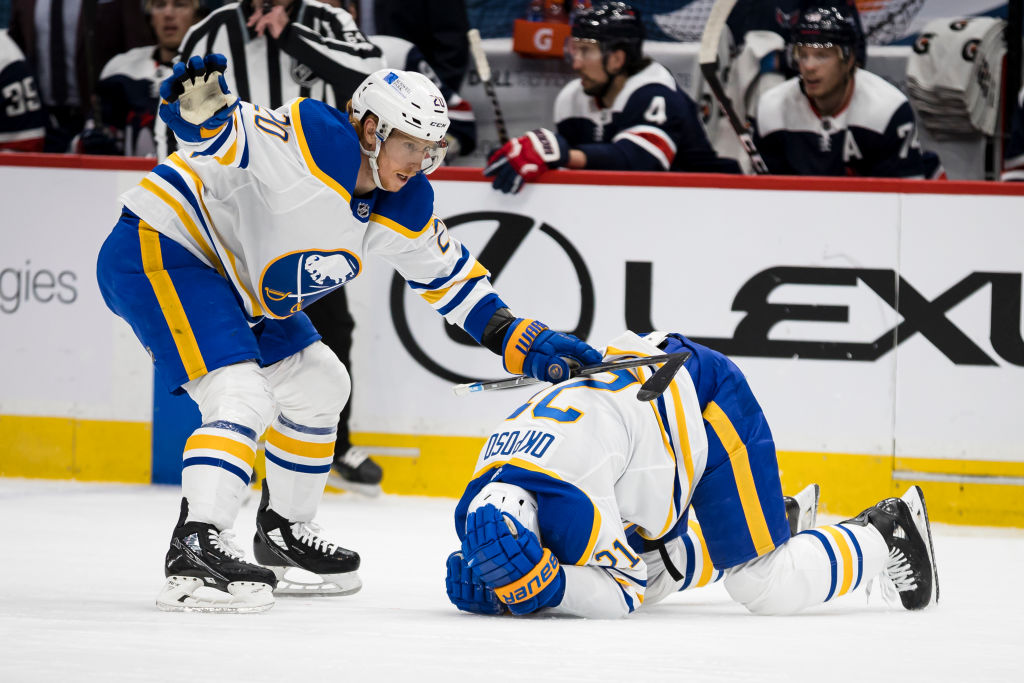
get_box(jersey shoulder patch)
[370,172,435,238]
[290,97,361,202]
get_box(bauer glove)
[483,128,569,194]
[500,318,602,383]
[445,550,506,615]
[158,54,239,144]
[462,504,566,615]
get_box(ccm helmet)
[571,2,645,69]
[350,69,449,187]
[791,6,864,64]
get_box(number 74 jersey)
[453,331,710,617]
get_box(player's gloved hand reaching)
[159,54,239,143]
[445,550,506,615]
[462,504,566,615]
[501,318,602,383]
[483,128,569,194]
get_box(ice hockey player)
[96,54,601,613]
[445,331,938,618]
[754,5,940,178]
[484,1,739,195]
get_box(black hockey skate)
[327,447,383,497]
[784,483,820,536]
[253,481,362,596]
[844,485,939,610]
[157,498,277,613]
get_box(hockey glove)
[501,318,602,383]
[445,550,506,615]
[463,504,566,615]
[483,128,569,194]
[158,54,239,144]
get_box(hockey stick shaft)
[467,28,510,145]
[452,352,691,396]
[698,0,770,175]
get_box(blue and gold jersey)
[120,96,502,339]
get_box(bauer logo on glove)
[159,54,240,144]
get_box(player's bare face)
[568,39,608,96]
[795,46,848,101]
[377,131,441,191]
[150,0,196,52]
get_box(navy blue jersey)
[754,69,935,178]
[96,45,174,157]
[1002,87,1024,181]
[0,30,45,151]
[554,61,741,174]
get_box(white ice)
[1,478,1022,682]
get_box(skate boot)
[327,447,383,497]
[844,485,939,610]
[784,483,820,536]
[157,498,277,613]
[253,481,362,596]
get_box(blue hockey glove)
[445,550,506,615]
[462,504,566,615]
[483,128,569,194]
[501,318,602,383]
[158,54,239,144]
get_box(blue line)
[276,414,337,436]
[182,456,251,486]
[805,529,838,601]
[837,524,865,592]
[265,448,333,474]
[437,275,484,316]
[201,420,258,441]
[407,245,469,290]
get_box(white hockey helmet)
[467,482,540,540]
[350,68,449,185]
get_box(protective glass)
[791,44,842,68]
[565,38,603,66]
[383,133,448,174]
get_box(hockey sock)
[181,421,258,530]
[263,414,336,522]
[677,518,725,591]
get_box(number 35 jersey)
[454,331,710,618]
[118,97,501,338]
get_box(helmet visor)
[382,133,448,175]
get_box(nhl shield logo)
[356,202,370,219]
[291,61,318,88]
[260,249,362,317]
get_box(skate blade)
[326,473,382,498]
[268,566,363,597]
[793,483,820,532]
[156,576,275,613]
[900,485,939,605]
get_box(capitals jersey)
[554,61,740,174]
[372,34,475,157]
[754,69,934,177]
[0,30,44,151]
[454,331,710,618]
[119,97,504,340]
[96,45,173,157]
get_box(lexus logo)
[390,211,594,383]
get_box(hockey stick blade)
[452,352,691,396]
[635,352,690,402]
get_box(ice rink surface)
[1,479,1022,682]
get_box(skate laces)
[340,447,370,468]
[884,546,917,592]
[209,529,246,560]
[290,521,338,555]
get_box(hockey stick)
[698,0,770,174]
[452,351,691,400]
[467,28,510,145]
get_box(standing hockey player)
[753,5,939,178]
[445,331,938,618]
[96,55,601,613]
[484,2,739,195]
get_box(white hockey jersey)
[454,331,710,618]
[119,96,499,335]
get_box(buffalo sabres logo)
[260,249,361,317]
[356,201,370,218]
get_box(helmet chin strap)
[362,133,387,191]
